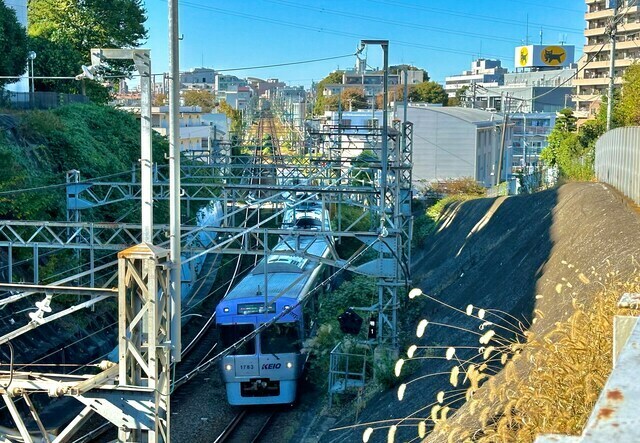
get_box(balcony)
[573,76,623,86]
[584,39,640,53]
[585,9,613,20]
[585,58,638,69]
[585,26,607,37]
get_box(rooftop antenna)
[525,14,530,45]
[559,33,567,45]
[540,27,543,45]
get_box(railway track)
[214,410,275,443]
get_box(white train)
[215,197,331,405]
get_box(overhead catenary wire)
[175,0,514,61]
[266,0,524,45]
[215,52,358,72]
[473,1,638,106]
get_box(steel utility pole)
[168,0,182,362]
[607,0,619,131]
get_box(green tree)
[313,71,343,114]
[448,85,469,106]
[0,2,28,89]
[540,109,594,180]
[390,64,429,83]
[342,88,368,110]
[408,81,448,106]
[27,0,148,100]
[218,100,243,155]
[28,0,147,57]
[27,35,82,92]
[153,92,167,106]
[182,90,215,112]
[619,63,640,126]
[554,108,578,132]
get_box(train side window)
[220,324,256,355]
[260,323,300,354]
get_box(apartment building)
[574,0,640,115]
[445,59,508,98]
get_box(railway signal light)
[337,308,363,335]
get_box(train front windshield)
[220,324,255,355]
[260,323,300,354]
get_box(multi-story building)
[222,86,252,111]
[508,112,557,172]
[180,68,216,90]
[247,77,286,98]
[574,0,640,115]
[215,74,248,94]
[407,105,512,187]
[321,70,401,110]
[444,59,508,98]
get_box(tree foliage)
[0,104,168,221]
[324,87,369,111]
[182,90,215,112]
[619,63,640,126]
[390,64,429,82]
[539,109,594,181]
[313,70,344,114]
[28,0,147,56]
[0,2,28,88]
[555,108,578,132]
[408,81,448,106]
[27,0,148,100]
[217,100,243,154]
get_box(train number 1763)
[239,365,254,370]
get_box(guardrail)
[0,91,89,110]
[535,293,639,442]
[595,126,640,205]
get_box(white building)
[215,74,248,94]
[444,59,507,98]
[180,68,216,90]
[508,112,557,172]
[408,105,512,187]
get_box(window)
[260,323,300,354]
[220,324,255,355]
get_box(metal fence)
[0,91,89,110]
[595,127,640,205]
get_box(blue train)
[215,199,331,405]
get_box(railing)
[595,127,640,205]
[0,91,89,110]
[328,341,368,407]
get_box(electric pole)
[607,0,619,131]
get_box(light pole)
[28,51,36,106]
[168,0,182,363]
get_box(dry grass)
[354,266,640,443]
[428,270,640,443]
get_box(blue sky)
[143,0,586,87]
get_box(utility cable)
[0,169,135,196]
[216,53,358,72]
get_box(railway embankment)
[318,182,640,443]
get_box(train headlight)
[283,305,290,311]
[286,362,293,369]
[225,364,233,371]
[223,307,230,313]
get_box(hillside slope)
[321,182,640,443]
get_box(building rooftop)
[409,105,503,126]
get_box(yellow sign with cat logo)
[540,46,567,66]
